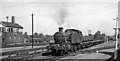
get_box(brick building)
[0,16,24,45]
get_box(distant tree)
[95,31,101,35]
[34,32,38,36]
[23,32,28,38]
[101,33,106,36]
[44,35,53,42]
[34,32,39,37]
[94,31,101,40]
[88,34,92,36]
[101,33,107,41]
[39,33,44,37]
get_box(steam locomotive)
[42,29,104,56]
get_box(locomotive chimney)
[11,16,15,23]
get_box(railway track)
[28,46,114,60]
[2,40,113,60]
[29,41,115,59]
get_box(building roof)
[0,21,23,29]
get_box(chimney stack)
[11,16,15,23]
[6,16,9,22]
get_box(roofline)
[0,22,7,27]
[6,26,23,29]
[0,21,23,29]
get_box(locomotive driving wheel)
[57,50,65,56]
[51,49,57,56]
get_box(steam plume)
[53,3,69,26]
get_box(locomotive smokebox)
[11,16,15,23]
[58,27,63,30]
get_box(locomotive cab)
[65,29,83,52]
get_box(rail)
[1,47,46,59]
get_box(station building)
[0,16,24,45]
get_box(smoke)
[53,3,69,26]
[57,8,68,26]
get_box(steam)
[53,3,69,26]
[57,8,68,26]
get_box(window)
[7,27,13,32]
[11,28,13,32]
[13,28,16,32]
[13,28,18,32]
[17,28,19,32]
[2,27,5,32]
[7,28,11,32]
[0,27,5,32]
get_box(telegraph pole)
[31,14,34,48]
[113,18,118,59]
[88,30,91,36]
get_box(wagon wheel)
[72,45,76,52]
[51,49,57,56]
[77,44,81,50]
[81,44,84,49]
[60,50,65,56]
[74,46,78,52]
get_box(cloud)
[2,0,119,2]
[1,2,117,35]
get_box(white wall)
[0,24,4,27]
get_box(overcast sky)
[1,0,120,35]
